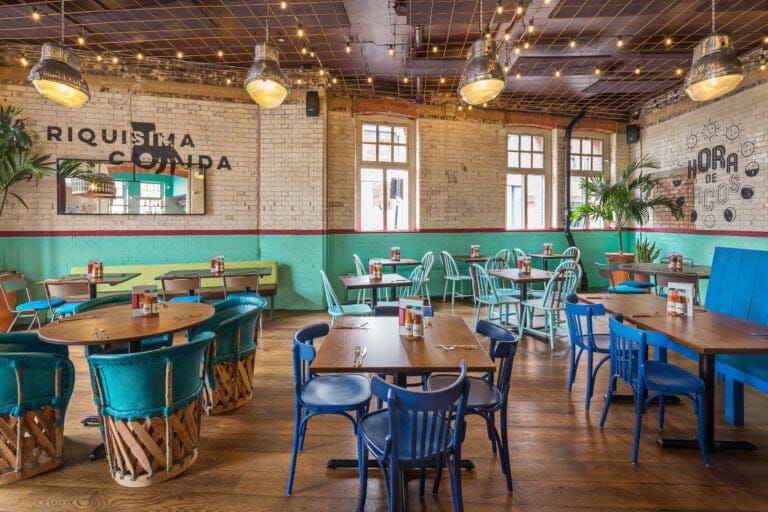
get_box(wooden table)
[528,253,574,270]
[39,302,215,353]
[578,292,768,451]
[157,266,272,281]
[371,257,420,273]
[453,255,490,263]
[619,263,711,279]
[339,273,411,307]
[487,267,553,302]
[46,273,141,299]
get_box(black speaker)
[389,178,403,199]
[626,124,640,144]
[305,91,319,117]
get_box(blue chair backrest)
[371,361,469,467]
[565,296,606,350]
[705,247,768,325]
[608,316,643,386]
[88,331,213,419]
[292,323,330,394]
[475,320,518,392]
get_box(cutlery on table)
[56,314,97,322]
[439,344,479,350]
[750,333,768,337]
[334,323,369,329]
[628,313,661,318]
[353,347,368,367]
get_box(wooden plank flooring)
[3,302,768,511]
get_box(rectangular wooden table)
[313,315,495,470]
[619,263,711,279]
[487,267,553,301]
[47,272,141,299]
[371,257,420,273]
[578,292,768,451]
[528,253,573,270]
[339,273,411,307]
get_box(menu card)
[131,284,159,318]
[398,296,423,335]
[669,282,694,317]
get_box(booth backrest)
[70,260,278,293]
[705,247,768,325]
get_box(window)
[506,132,546,229]
[570,136,605,229]
[109,181,128,214]
[139,182,165,214]
[358,121,412,231]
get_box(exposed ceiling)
[2,0,768,121]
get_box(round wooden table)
[38,302,215,353]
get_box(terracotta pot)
[605,252,635,284]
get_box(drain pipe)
[563,109,587,290]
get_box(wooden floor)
[4,301,768,511]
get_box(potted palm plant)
[571,156,682,262]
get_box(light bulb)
[617,36,624,48]
[297,24,304,37]
[280,1,287,9]
[516,1,524,15]
[217,50,224,58]
[555,69,561,77]
[569,38,576,48]
[345,42,352,53]
[32,7,40,21]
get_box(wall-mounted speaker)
[305,91,319,117]
[389,178,403,199]
[626,124,640,144]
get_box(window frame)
[505,129,550,230]
[569,133,609,230]
[355,116,415,232]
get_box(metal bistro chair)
[594,262,649,294]
[0,332,75,485]
[160,275,206,303]
[320,270,372,325]
[563,246,581,263]
[376,265,425,308]
[518,268,579,349]
[420,250,435,307]
[352,254,372,305]
[653,271,701,305]
[43,278,91,320]
[88,331,214,486]
[564,295,611,411]
[600,317,710,465]
[1,276,62,331]
[287,323,371,496]
[357,361,470,512]
[440,251,473,309]
[427,321,518,493]
[470,264,518,328]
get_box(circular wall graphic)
[676,196,685,206]
[723,207,736,222]
[741,186,754,199]
[690,210,698,222]
[704,215,716,228]
[741,140,755,157]
[745,162,759,177]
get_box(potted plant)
[634,238,661,263]
[571,156,682,258]
[0,104,81,217]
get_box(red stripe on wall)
[0,229,326,237]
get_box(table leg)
[88,283,98,299]
[371,287,379,308]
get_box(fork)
[354,347,368,367]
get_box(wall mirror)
[57,159,205,215]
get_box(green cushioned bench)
[70,260,279,318]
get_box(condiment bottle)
[151,294,159,315]
[412,306,423,339]
[211,256,218,273]
[404,306,413,339]
[524,257,532,274]
[143,292,153,317]
[675,289,687,316]
[667,288,678,316]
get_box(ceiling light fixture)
[70,163,116,199]
[497,0,504,15]
[684,0,743,101]
[616,36,624,48]
[458,0,505,105]
[28,0,91,107]
[569,38,576,48]
[244,1,290,109]
[516,1,524,15]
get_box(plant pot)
[606,252,635,284]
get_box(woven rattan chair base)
[203,352,255,415]
[102,398,202,487]
[0,407,63,485]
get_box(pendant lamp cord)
[60,0,65,46]
[479,0,484,34]
[711,0,716,34]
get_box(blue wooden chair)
[88,331,214,486]
[320,270,372,325]
[564,295,611,411]
[440,251,473,309]
[1,276,63,331]
[357,361,469,512]
[427,321,518,493]
[188,296,265,415]
[0,332,75,485]
[518,268,580,349]
[287,323,371,496]
[600,317,710,465]
[470,263,518,328]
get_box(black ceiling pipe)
[563,109,587,291]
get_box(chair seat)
[619,280,654,289]
[168,295,206,303]
[17,298,61,311]
[300,374,371,408]
[607,285,648,294]
[53,301,85,316]
[446,275,472,282]
[360,409,452,461]
[645,361,703,394]
[428,374,501,409]
[591,333,611,352]
[337,303,373,316]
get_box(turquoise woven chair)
[88,331,214,486]
[1,276,63,331]
[320,270,372,325]
[223,272,266,338]
[188,296,265,415]
[440,251,473,309]
[0,332,75,485]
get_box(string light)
[594,67,601,75]
[301,44,308,55]
[310,47,315,58]
[345,41,352,53]
[217,50,224,58]
[516,1,524,15]
[20,57,29,67]
[514,44,521,55]
[504,32,511,41]
[403,76,409,83]
[497,0,504,14]
[440,76,446,84]
[527,20,535,33]
[136,52,143,60]
[675,67,682,76]
[96,54,103,62]
[523,40,530,49]
[665,36,673,46]
[367,75,373,83]
[555,69,561,77]
[226,77,232,85]
[634,66,641,75]
[388,45,395,56]
[297,24,304,37]
[77,35,85,46]
[176,50,183,59]
[569,38,576,48]
[31,7,40,21]
[432,44,438,53]
[111,56,118,64]
[515,72,521,79]
[280,1,287,9]
[616,36,624,48]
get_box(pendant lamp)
[683,0,743,102]
[245,5,290,108]
[28,0,91,107]
[458,0,506,105]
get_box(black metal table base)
[657,437,757,452]
[326,459,475,471]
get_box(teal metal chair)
[600,317,710,465]
[357,361,469,512]
[484,253,521,299]
[352,254,374,304]
[440,251,473,309]
[518,267,580,349]
[88,331,214,486]
[420,250,435,307]
[188,296,265,415]
[0,332,75,485]
[1,276,63,331]
[470,264,518,328]
[320,270,372,325]
[287,322,371,496]
[376,265,425,308]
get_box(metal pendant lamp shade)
[70,172,116,199]
[684,34,743,102]
[28,42,91,108]
[244,42,290,108]
[458,38,506,105]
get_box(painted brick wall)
[634,81,768,234]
